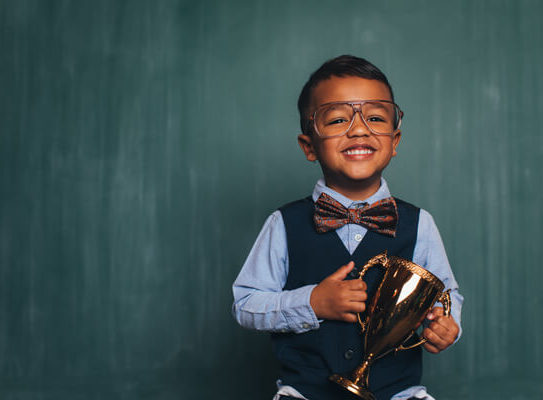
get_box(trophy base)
[329,374,376,400]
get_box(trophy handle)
[440,289,452,317]
[357,252,389,332]
[358,251,389,279]
[396,289,452,352]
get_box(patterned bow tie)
[313,192,398,237]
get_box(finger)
[426,306,444,321]
[345,279,367,291]
[426,321,457,348]
[431,315,454,332]
[341,312,359,323]
[423,327,448,350]
[328,261,355,281]
[346,300,366,314]
[423,341,441,354]
[427,321,450,340]
[348,291,368,302]
[432,316,459,339]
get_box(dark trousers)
[279,397,419,400]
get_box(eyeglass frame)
[308,100,404,138]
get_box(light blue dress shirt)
[232,178,463,400]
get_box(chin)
[340,174,382,187]
[346,171,382,182]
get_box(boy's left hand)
[422,307,459,354]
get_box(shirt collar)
[312,177,392,208]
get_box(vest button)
[344,349,354,360]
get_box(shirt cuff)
[280,284,320,333]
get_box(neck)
[325,176,382,201]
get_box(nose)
[346,109,371,137]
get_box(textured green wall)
[1,1,542,399]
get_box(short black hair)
[297,55,394,134]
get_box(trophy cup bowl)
[329,252,451,400]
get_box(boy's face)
[298,76,401,199]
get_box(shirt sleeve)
[232,210,320,333]
[413,209,464,341]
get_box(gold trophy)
[330,252,451,400]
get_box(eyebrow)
[318,101,394,112]
[363,102,391,112]
[319,100,392,107]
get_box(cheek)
[314,141,335,159]
[383,139,398,156]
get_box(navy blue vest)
[272,196,421,400]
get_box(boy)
[232,55,463,400]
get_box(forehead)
[311,76,392,109]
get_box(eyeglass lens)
[314,101,400,137]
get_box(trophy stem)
[329,355,375,399]
[350,358,371,387]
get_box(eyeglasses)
[310,100,403,138]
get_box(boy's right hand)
[310,261,368,323]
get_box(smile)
[343,148,375,155]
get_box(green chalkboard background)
[1,1,542,399]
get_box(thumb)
[427,307,444,320]
[327,261,355,281]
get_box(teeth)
[345,148,373,155]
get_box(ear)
[391,131,401,157]
[298,133,318,162]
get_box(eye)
[367,116,386,123]
[326,117,349,126]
